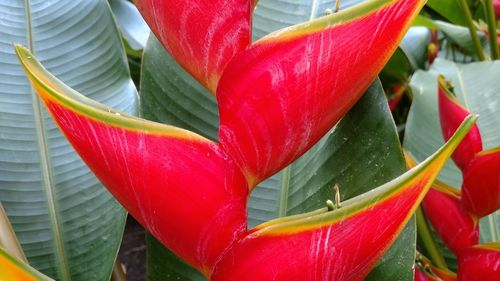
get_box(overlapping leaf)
[0,1,136,280]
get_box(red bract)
[218,0,426,185]
[210,131,477,280]
[14,48,248,275]
[457,243,500,281]
[15,46,478,279]
[438,76,483,171]
[133,0,253,93]
[17,0,475,278]
[421,182,479,256]
[461,148,500,217]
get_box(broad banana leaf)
[0,1,137,280]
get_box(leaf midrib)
[24,1,71,280]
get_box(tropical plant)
[1,0,499,280]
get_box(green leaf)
[434,20,488,57]
[0,1,137,280]
[426,0,467,26]
[109,0,150,53]
[404,58,500,266]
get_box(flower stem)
[416,207,448,270]
[484,0,500,59]
[458,0,487,60]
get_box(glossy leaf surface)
[15,46,249,276]
[438,76,482,171]
[0,247,52,281]
[218,0,426,185]
[0,1,136,279]
[457,243,500,281]
[211,115,477,281]
[133,0,253,93]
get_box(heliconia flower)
[14,46,249,276]
[133,0,253,93]
[457,243,500,281]
[217,0,427,186]
[15,44,478,281]
[415,253,457,281]
[210,117,478,281]
[0,247,52,281]
[421,182,479,256]
[438,76,483,171]
[461,148,500,217]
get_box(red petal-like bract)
[133,0,252,93]
[457,243,500,281]
[422,182,479,256]
[217,0,426,186]
[438,76,483,171]
[211,117,476,281]
[461,148,500,217]
[14,47,248,276]
[16,44,478,280]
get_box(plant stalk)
[416,207,448,270]
[484,0,500,59]
[457,0,487,60]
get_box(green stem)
[457,0,487,60]
[485,0,500,59]
[416,207,448,270]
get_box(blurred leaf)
[435,20,488,57]
[426,0,467,26]
[0,1,137,280]
[109,0,150,52]
[401,27,432,70]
